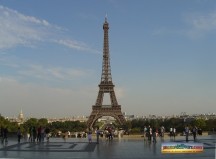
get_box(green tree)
[194,118,206,130]
[124,120,132,130]
[206,119,216,131]
[23,118,38,132]
[48,121,87,133]
[130,127,141,134]
[7,122,19,132]
[38,118,48,127]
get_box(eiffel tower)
[87,17,126,129]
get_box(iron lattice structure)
[87,18,126,129]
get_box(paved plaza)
[0,135,215,159]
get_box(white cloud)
[56,39,90,51]
[0,55,94,82]
[186,11,216,38]
[192,12,216,31]
[0,5,48,49]
[0,5,50,27]
[0,5,98,53]
[18,64,91,80]
[55,39,101,54]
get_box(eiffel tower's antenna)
[105,13,108,22]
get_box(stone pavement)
[0,135,215,159]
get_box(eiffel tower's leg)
[95,91,104,106]
[110,91,118,106]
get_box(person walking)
[173,127,176,140]
[148,125,152,142]
[29,126,34,142]
[32,126,37,142]
[152,127,157,143]
[17,127,22,143]
[3,127,8,143]
[185,125,189,142]
[0,126,3,143]
[160,126,165,138]
[169,127,173,140]
[192,126,197,142]
[41,127,45,142]
[143,126,147,141]
[45,127,50,142]
[88,131,92,143]
[37,126,42,142]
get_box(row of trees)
[0,116,87,135]
[125,118,216,134]
[22,118,87,135]
[0,115,216,135]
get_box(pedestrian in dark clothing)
[37,126,42,142]
[45,127,50,142]
[3,127,8,143]
[147,125,152,142]
[152,127,157,143]
[192,126,197,142]
[29,126,33,142]
[185,125,189,142]
[17,127,22,143]
[0,126,3,143]
[88,131,92,143]
[33,127,37,142]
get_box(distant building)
[17,109,24,125]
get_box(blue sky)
[0,0,215,118]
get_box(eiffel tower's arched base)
[87,106,126,129]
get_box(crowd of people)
[143,125,159,143]
[1,124,204,144]
[0,126,51,144]
[143,125,202,143]
[27,126,51,143]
